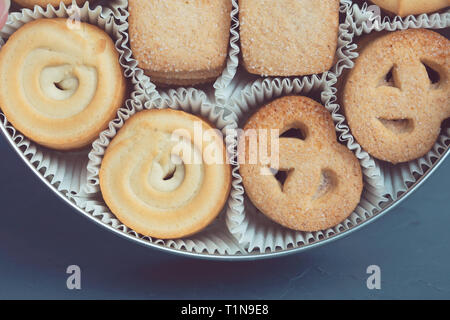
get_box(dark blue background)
[0,134,449,300]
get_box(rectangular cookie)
[240,0,340,76]
[129,0,232,86]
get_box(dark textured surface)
[0,134,449,300]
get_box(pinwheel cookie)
[239,96,363,232]
[99,109,231,239]
[343,29,450,164]
[0,18,126,150]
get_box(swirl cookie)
[0,18,126,150]
[240,0,339,76]
[99,109,231,239]
[239,96,363,232]
[370,0,449,17]
[13,0,89,8]
[343,29,450,164]
[129,0,232,86]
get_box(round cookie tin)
[0,0,449,260]
[1,122,448,260]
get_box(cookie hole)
[422,61,441,88]
[53,77,79,92]
[163,168,175,181]
[280,128,305,140]
[378,66,398,88]
[271,168,293,192]
[312,169,337,200]
[275,170,287,186]
[385,68,394,84]
[54,82,64,90]
[378,118,414,134]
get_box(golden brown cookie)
[239,96,363,232]
[370,0,449,17]
[13,0,89,8]
[128,0,232,86]
[239,0,339,76]
[0,18,126,150]
[100,109,231,239]
[343,29,450,164]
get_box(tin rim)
[1,122,448,261]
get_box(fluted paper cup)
[224,74,387,253]
[0,2,134,197]
[123,0,240,108]
[76,87,246,255]
[341,2,450,201]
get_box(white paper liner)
[342,2,450,200]
[224,74,388,253]
[213,0,240,106]
[0,4,137,197]
[76,87,246,255]
[95,0,128,19]
[122,0,240,107]
[0,113,89,196]
[218,1,360,104]
[9,0,128,19]
[347,1,450,32]
[332,0,360,77]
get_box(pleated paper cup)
[334,0,359,77]
[76,87,246,255]
[224,74,387,253]
[123,0,240,108]
[340,2,450,201]
[0,2,134,197]
[8,0,128,19]
[97,0,128,19]
[217,0,362,113]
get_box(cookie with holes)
[343,29,450,164]
[238,96,363,232]
[0,18,126,150]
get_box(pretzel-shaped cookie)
[239,96,363,232]
[343,29,450,164]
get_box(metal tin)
[1,123,448,261]
[0,0,448,260]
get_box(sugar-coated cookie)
[100,109,231,239]
[239,96,363,232]
[343,29,450,164]
[370,0,449,17]
[128,0,232,86]
[240,0,339,76]
[0,18,126,150]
